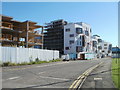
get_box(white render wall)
[2,46,59,63]
[98,41,112,56]
[92,35,112,58]
[64,22,92,58]
[64,23,81,54]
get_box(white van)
[61,54,70,61]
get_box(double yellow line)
[69,62,103,90]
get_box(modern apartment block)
[112,47,120,58]
[1,15,43,49]
[44,19,67,55]
[64,22,93,59]
[92,35,102,58]
[98,40,112,57]
[92,35,112,58]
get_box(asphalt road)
[2,58,111,88]
[81,58,115,88]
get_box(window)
[66,28,70,32]
[98,46,102,49]
[70,34,74,37]
[85,31,89,36]
[35,37,42,39]
[104,44,107,46]
[69,40,74,44]
[65,47,69,50]
[80,36,81,39]
[90,29,92,32]
[109,44,112,50]
[77,41,79,45]
[76,46,83,52]
[93,41,97,47]
[98,39,102,43]
[34,45,41,49]
[80,41,81,45]
[76,28,83,34]
[20,38,25,41]
[104,47,107,49]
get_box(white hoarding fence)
[1,46,59,63]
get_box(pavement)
[81,58,116,89]
[1,58,114,89]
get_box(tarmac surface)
[81,58,116,89]
[2,58,114,89]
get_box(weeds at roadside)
[2,59,61,67]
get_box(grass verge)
[2,59,61,67]
[112,58,120,89]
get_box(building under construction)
[0,15,43,49]
[44,19,67,55]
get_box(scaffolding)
[0,15,44,49]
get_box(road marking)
[39,76,70,81]
[3,76,20,82]
[38,72,45,74]
[8,76,20,80]
[69,62,103,89]
[94,77,102,80]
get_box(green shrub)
[35,57,40,62]
[49,59,61,62]
[2,62,11,66]
[10,63,17,66]
[20,62,28,65]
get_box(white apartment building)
[92,35,101,58]
[92,35,112,58]
[98,40,112,57]
[64,22,94,60]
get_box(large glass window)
[98,39,102,43]
[65,47,69,50]
[76,28,83,34]
[109,44,112,50]
[93,41,97,47]
[85,31,89,36]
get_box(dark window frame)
[69,40,74,44]
[69,34,74,37]
[76,28,83,34]
[66,28,70,32]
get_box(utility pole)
[41,26,44,49]
[25,20,29,48]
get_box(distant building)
[92,35,112,58]
[64,22,93,59]
[92,35,100,58]
[99,40,112,57]
[44,19,67,55]
[1,15,43,48]
[112,47,120,58]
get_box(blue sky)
[2,2,118,46]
